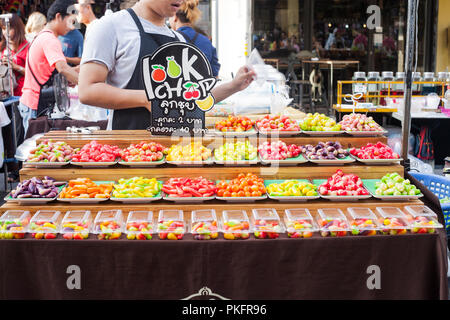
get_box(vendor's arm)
[66,56,81,66]
[211,66,255,103]
[78,61,150,111]
[55,60,79,85]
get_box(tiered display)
[2,114,442,240]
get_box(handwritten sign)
[142,42,216,135]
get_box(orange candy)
[217,173,266,197]
[59,178,113,199]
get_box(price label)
[354,84,367,93]
[142,42,216,135]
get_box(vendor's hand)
[230,66,256,93]
[73,65,80,73]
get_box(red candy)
[318,169,369,196]
[72,141,121,162]
[350,142,400,160]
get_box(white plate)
[167,158,214,167]
[210,128,257,137]
[213,157,259,166]
[216,195,267,203]
[259,156,308,166]
[23,161,70,168]
[4,195,58,204]
[118,159,166,167]
[345,129,388,136]
[319,195,372,201]
[110,195,162,203]
[371,194,423,201]
[256,127,302,137]
[57,197,110,204]
[163,196,215,203]
[70,160,118,168]
[351,155,402,165]
[307,157,355,165]
[302,130,345,136]
[267,195,320,202]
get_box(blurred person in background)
[20,0,79,136]
[169,0,220,77]
[1,13,29,97]
[24,11,46,42]
[58,28,84,66]
[76,0,98,36]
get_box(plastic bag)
[270,85,293,114]
[246,49,267,86]
[66,86,109,121]
[15,133,45,161]
[408,154,433,174]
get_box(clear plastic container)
[422,72,436,95]
[412,72,422,94]
[393,72,405,95]
[222,210,251,240]
[284,208,318,238]
[191,209,219,240]
[60,210,91,240]
[352,71,366,102]
[347,207,380,236]
[438,72,449,95]
[157,210,185,240]
[251,208,284,239]
[380,71,394,106]
[93,210,123,240]
[375,207,409,235]
[317,208,349,237]
[28,210,61,239]
[403,205,443,234]
[0,210,31,239]
[367,71,380,106]
[126,211,154,240]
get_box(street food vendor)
[79,0,255,130]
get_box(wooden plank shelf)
[20,163,404,181]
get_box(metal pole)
[401,0,417,171]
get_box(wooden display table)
[1,130,447,300]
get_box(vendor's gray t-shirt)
[81,9,185,89]
[80,9,185,129]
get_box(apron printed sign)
[142,42,216,135]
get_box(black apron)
[112,8,177,130]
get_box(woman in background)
[169,0,220,77]
[1,13,29,97]
[24,11,47,43]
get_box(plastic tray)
[126,211,154,240]
[0,210,31,239]
[375,207,410,235]
[256,126,302,137]
[284,208,318,238]
[157,210,185,240]
[251,208,284,239]
[302,130,345,136]
[259,154,308,166]
[57,181,114,203]
[5,183,66,205]
[345,128,388,136]
[213,156,259,166]
[210,127,257,137]
[70,160,118,168]
[216,195,267,203]
[363,179,423,201]
[347,207,380,236]
[166,157,214,167]
[28,210,61,239]
[60,210,91,239]
[222,210,252,240]
[118,157,166,167]
[191,209,219,240]
[403,205,443,234]
[23,161,70,168]
[350,154,402,165]
[306,156,355,165]
[317,208,350,237]
[264,179,320,201]
[93,210,124,240]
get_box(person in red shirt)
[0,14,29,97]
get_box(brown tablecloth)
[0,230,447,300]
[25,116,108,139]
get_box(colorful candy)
[266,180,318,197]
[120,141,167,162]
[126,221,153,240]
[215,115,254,132]
[157,210,185,240]
[286,219,314,238]
[216,173,265,198]
[350,218,378,236]
[94,210,123,240]
[59,178,113,199]
[29,210,61,240]
[378,217,408,235]
[162,177,216,198]
[214,141,257,161]
[166,142,212,161]
[0,210,31,239]
[113,177,161,198]
[375,173,421,196]
[72,141,121,162]
[61,211,91,240]
[27,140,78,162]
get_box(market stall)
[0,119,447,299]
